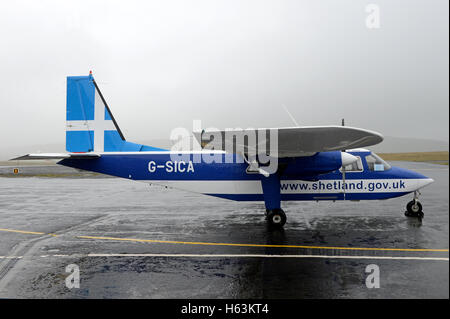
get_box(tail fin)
[66,72,166,152]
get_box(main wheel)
[406,200,423,218]
[267,209,287,227]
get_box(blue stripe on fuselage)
[59,152,428,182]
[59,153,254,180]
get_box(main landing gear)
[405,191,424,220]
[266,208,287,227]
[260,173,286,228]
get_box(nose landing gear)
[266,208,287,227]
[405,191,424,220]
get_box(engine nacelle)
[281,151,352,177]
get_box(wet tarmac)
[0,162,448,298]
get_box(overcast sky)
[0,0,448,156]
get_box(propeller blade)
[341,152,358,166]
[342,166,346,200]
[340,150,356,201]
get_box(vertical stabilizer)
[66,72,166,153]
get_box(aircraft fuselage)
[59,149,433,202]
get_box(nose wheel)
[405,191,424,219]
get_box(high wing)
[11,153,101,160]
[194,126,383,158]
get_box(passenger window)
[340,156,363,172]
[365,153,391,171]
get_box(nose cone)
[390,166,434,190]
[341,152,358,166]
[416,177,434,189]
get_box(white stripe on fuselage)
[142,179,432,195]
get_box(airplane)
[13,72,434,227]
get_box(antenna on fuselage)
[282,104,300,127]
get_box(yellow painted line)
[0,228,46,235]
[77,235,449,253]
[0,228,58,237]
[1,227,447,253]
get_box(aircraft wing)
[194,126,383,158]
[10,153,101,160]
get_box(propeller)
[341,152,358,199]
[340,118,355,200]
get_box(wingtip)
[9,155,28,161]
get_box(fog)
[0,0,448,158]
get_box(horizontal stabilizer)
[10,153,101,160]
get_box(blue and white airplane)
[14,73,434,227]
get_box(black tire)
[417,211,424,220]
[406,200,423,217]
[267,209,287,227]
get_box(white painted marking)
[147,180,262,194]
[66,90,116,152]
[85,254,449,261]
[93,91,111,152]
[0,254,447,261]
